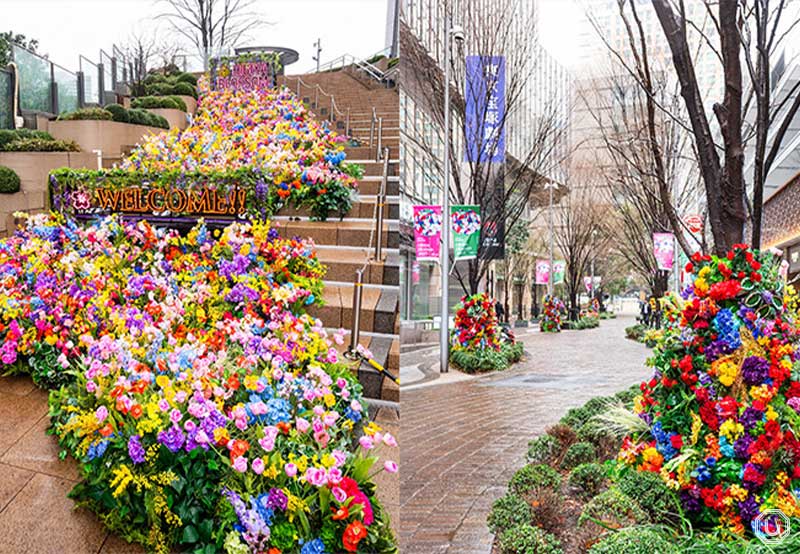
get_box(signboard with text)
[465,55,505,163]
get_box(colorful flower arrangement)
[620,245,800,536]
[540,295,564,333]
[449,293,522,373]
[451,292,503,352]
[0,213,397,553]
[50,79,362,221]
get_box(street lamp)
[440,18,465,374]
[590,228,598,302]
[544,182,558,296]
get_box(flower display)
[451,292,504,351]
[620,245,800,535]
[0,213,396,553]
[540,295,564,333]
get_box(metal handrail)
[283,74,351,135]
[374,147,390,260]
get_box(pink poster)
[412,261,421,285]
[535,260,550,285]
[653,232,675,270]
[413,205,443,262]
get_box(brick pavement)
[399,315,652,554]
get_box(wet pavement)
[399,315,651,554]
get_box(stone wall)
[0,152,97,236]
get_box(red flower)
[709,280,742,301]
[332,505,350,521]
[670,435,684,449]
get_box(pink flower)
[332,486,347,502]
[86,381,97,393]
[296,418,310,433]
[285,462,298,477]
[170,408,182,424]
[314,431,330,448]
[305,467,327,487]
[95,406,108,423]
[384,460,398,473]
[158,399,170,412]
[232,456,248,473]
[252,458,265,475]
[359,436,374,450]
[383,433,398,448]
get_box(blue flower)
[301,538,327,554]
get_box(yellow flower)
[720,419,744,442]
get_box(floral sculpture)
[451,292,503,351]
[620,245,800,535]
[0,213,396,553]
[540,294,564,333]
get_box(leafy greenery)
[568,463,607,499]
[0,129,53,148]
[498,524,563,554]
[487,494,532,534]
[131,95,187,112]
[1,137,80,152]
[104,103,130,123]
[560,442,597,470]
[527,435,560,465]
[510,464,562,496]
[588,527,679,554]
[450,341,523,373]
[0,164,20,193]
[0,31,38,67]
[616,469,682,524]
[127,108,169,129]
[578,487,650,529]
[57,107,113,121]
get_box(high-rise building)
[399,0,573,329]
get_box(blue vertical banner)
[465,55,505,163]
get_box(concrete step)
[310,282,398,335]
[317,247,400,285]
[345,147,400,164]
[346,159,400,177]
[355,175,400,196]
[278,195,398,220]
[274,219,399,249]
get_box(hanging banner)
[413,205,443,262]
[480,168,506,260]
[465,55,505,163]
[450,205,481,260]
[584,276,602,293]
[653,232,675,271]
[553,260,566,285]
[535,260,550,285]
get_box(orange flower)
[130,404,143,419]
[98,423,114,437]
[229,439,250,460]
[226,375,240,390]
[332,505,349,521]
[343,520,368,552]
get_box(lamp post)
[544,182,558,296]
[590,228,597,302]
[440,18,464,374]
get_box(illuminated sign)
[68,186,248,218]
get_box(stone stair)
[275,70,400,402]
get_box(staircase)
[276,69,400,402]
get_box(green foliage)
[498,524,563,554]
[560,406,589,428]
[625,324,648,341]
[1,137,80,152]
[175,72,198,86]
[510,464,562,496]
[57,107,112,121]
[0,31,38,66]
[569,463,607,499]
[450,342,522,373]
[103,103,130,123]
[487,494,532,534]
[127,108,169,129]
[616,469,682,523]
[578,487,649,528]
[560,442,596,470]
[172,82,197,98]
[131,95,186,111]
[0,164,20,193]
[0,128,52,148]
[527,435,560,465]
[588,527,679,554]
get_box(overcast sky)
[539,0,584,68]
[4,0,390,73]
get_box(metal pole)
[440,15,451,374]
[548,184,555,296]
[345,270,364,359]
[375,148,389,260]
[376,117,383,161]
[346,108,350,136]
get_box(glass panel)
[54,66,78,113]
[13,44,52,112]
[83,62,99,104]
[0,70,11,128]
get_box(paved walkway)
[0,375,398,553]
[399,315,651,554]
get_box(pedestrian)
[495,300,505,322]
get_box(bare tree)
[585,69,702,297]
[155,0,265,69]
[401,0,569,295]
[552,177,609,318]
[119,32,160,96]
[644,0,800,252]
